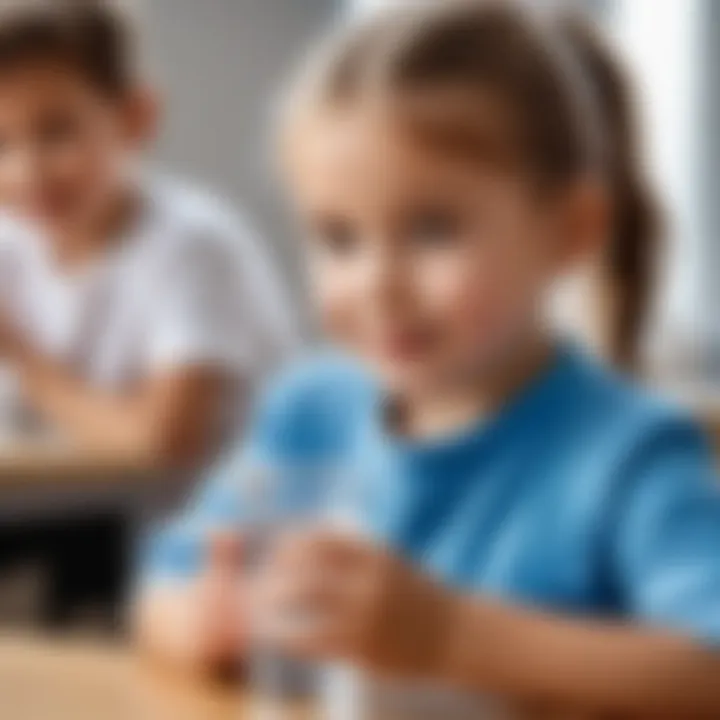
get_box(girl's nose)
[360,243,412,315]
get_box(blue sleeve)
[137,447,248,584]
[613,417,720,644]
[137,356,363,585]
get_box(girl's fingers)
[256,583,352,661]
[270,528,365,577]
[254,563,340,620]
[206,530,244,572]
[278,613,350,660]
[251,564,355,656]
[248,530,384,661]
[198,572,247,639]
[257,539,370,624]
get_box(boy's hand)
[253,529,455,680]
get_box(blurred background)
[0,0,717,647]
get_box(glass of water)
[241,458,350,719]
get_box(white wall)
[142,0,339,312]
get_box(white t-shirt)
[0,175,300,453]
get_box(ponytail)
[561,15,661,372]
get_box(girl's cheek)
[313,266,364,347]
[427,258,528,356]
[321,305,358,349]
[419,255,501,334]
[454,287,514,357]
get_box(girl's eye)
[406,208,461,248]
[312,217,359,257]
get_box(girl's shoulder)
[565,351,712,473]
[259,350,376,424]
[250,350,377,461]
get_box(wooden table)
[0,437,155,486]
[0,434,175,533]
[0,634,314,719]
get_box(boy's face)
[0,60,150,236]
[287,109,592,396]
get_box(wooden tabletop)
[0,436,155,485]
[0,634,314,720]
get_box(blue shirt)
[141,345,720,643]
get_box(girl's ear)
[122,85,162,149]
[555,177,612,275]
[549,179,614,364]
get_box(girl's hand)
[193,532,248,665]
[253,529,455,680]
[135,532,248,676]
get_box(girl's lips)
[376,330,435,361]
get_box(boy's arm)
[443,594,720,718]
[14,341,228,467]
[0,221,293,467]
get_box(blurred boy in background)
[0,0,298,481]
[0,0,299,628]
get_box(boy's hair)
[286,0,660,371]
[0,0,137,96]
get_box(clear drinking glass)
[241,459,344,719]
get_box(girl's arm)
[258,530,720,719]
[133,444,253,676]
[443,594,720,718]
[135,534,247,676]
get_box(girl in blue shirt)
[138,4,720,715]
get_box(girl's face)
[287,109,587,395]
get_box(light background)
[142,0,340,331]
